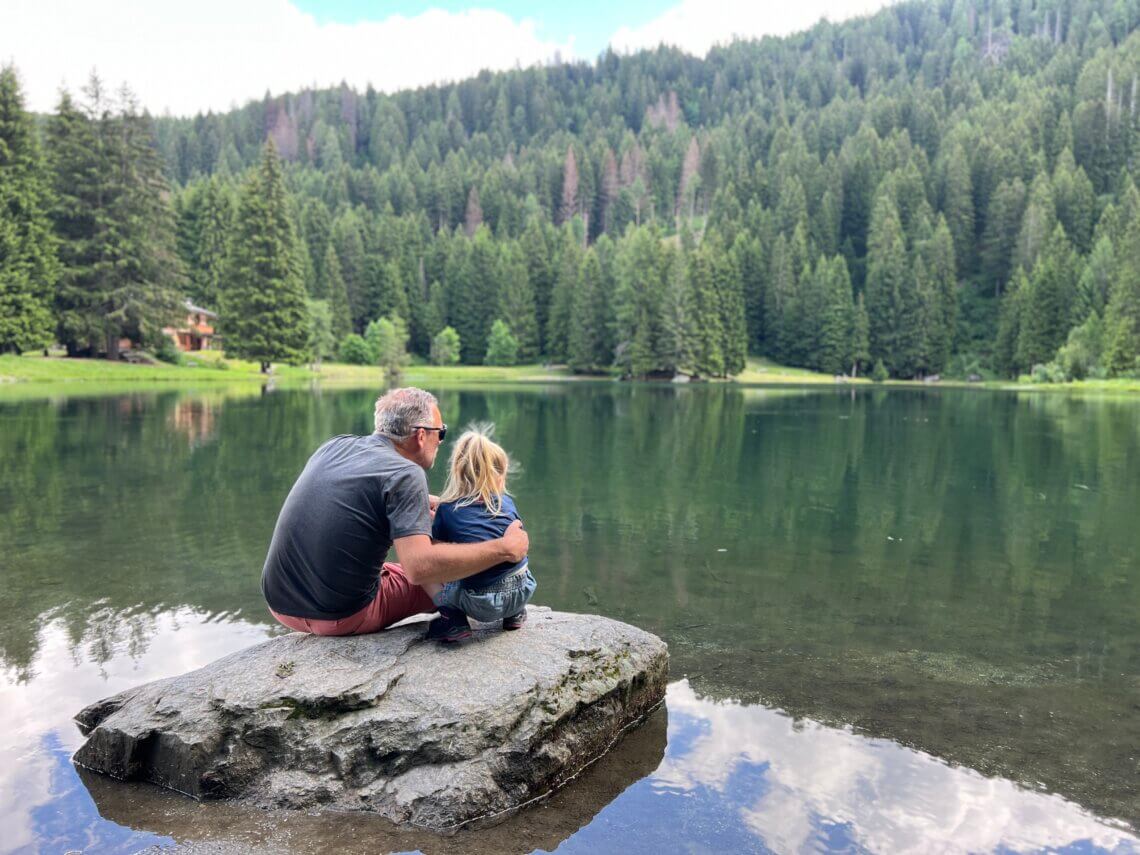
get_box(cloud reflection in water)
[640,681,1137,854]
[1,612,1136,855]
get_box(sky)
[1,0,894,117]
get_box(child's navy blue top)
[432,494,526,588]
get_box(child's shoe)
[428,607,472,643]
[502,608,528,631]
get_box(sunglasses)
[413,424,447,441]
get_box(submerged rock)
[73,608,667,831]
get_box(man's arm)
[394,519,528,586]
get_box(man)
[261,387,528,635]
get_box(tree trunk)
[260,361,270,373]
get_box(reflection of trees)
[2,385,1138,824]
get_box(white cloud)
[610,0,896,56]
[1,0,576,117]
[658,681,1138,853]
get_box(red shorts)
[269,562,436,636]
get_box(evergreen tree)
[980,179,1026,296]
[686,242,725,378]
[546,228,581,361]
[1016,225,1076,370]
[49,78,183,357]
[0,65,58,353]
[817,256,856,376]
[614,225,665,378]
[46,87,102,355]
[919,217,958,372]
[851,292,871,378]
[182,178,233,308]
[864,193,908,375]
[568,248,609,373]
[220,141,309,371]
[104,87,185,354]
[1102,211,1140,375]
[497,243,539,360]
[322,244,352,340]
[939,144,975,275]
[521,218,554,355]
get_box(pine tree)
[817,257,855,376]
[176,177,233,309]
[687,242,725,378]
[568,248,607,373]
[546,228,581,361]
[714,238,747,376]
[497,243,538,360]
[919,216,958,372]
[851,292,871,378]
[322,244,352,340]
[46,88,103,355]
[521,218,554,355]
[864,193,907,375]
[0,65,58,353]
[48,78,182,357]
[995,271,1026,377]
[463,185,483,237]
[614,225,665,378]
[220,141,309,371]
[1016,225,1076,371]
[1102,210,1140,375]
[939,143,975,275]
[104,87,185,354]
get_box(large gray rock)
[73,608,667,831]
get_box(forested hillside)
[3,0,1140,379]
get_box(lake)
[1,383,1137,854]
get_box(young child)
[426,426,536,642]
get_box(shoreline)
[2,354,1138,397]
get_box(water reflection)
[1,384,1138,843]
[653,681,1136,854]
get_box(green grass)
[735,357,869,385]
[0,352,575,390]
[3,352,1138,398]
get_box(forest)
[1,0,1138,379]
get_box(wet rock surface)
[73,608,668,831]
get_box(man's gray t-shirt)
[261,434,431,620]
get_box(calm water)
[1,383,1138,854]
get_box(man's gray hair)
[374,387,438,441]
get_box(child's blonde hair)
[439,424,512,516]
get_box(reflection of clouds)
[656,681,1138,854]
[0,610,271,855]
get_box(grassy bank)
[0,352,574,388]
[2,352,1137,396]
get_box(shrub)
[430,326,462,366]
[871,359,889,383]
[338,334,372,365]
[366,314,410,375]
[154,337,183,365]
[485,319,519,366]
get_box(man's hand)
[429,494,440,520]
[501,519,529,563]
